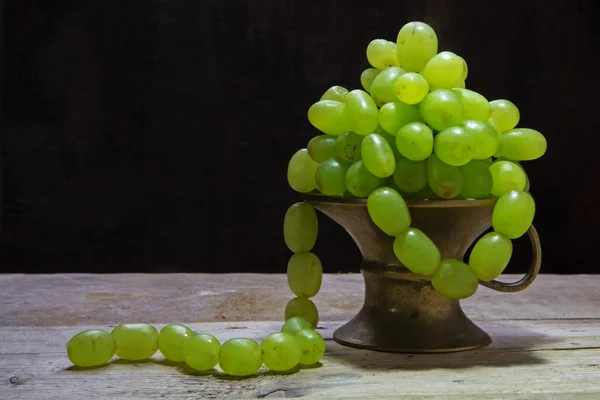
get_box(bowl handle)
[478,224,542,293]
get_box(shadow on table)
[326,321,557,371]
[174,362,323,380]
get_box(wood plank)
[1,321,599,399]
[1,274,598,327]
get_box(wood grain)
[1,274,598,326]
[1,321,599,399]
[0,274,598,399]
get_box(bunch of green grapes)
[66,203,328,374]
[67,317,325,376]
[287,20,547,300]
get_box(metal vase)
[304,195,541,353]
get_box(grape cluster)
[66,319,325,375]
[287,21,547,300]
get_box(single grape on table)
[159,324,194,362]
[219,338,263,377]
[295,329,326,365]
[67,330,116,368]
[183,333,221,371]
[261,332,302,372]
[111,323,159,361]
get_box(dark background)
[0,0,597,274]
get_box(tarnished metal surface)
[303,195,541,353]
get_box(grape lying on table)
[286,20,547,300]
[66,319,325,375]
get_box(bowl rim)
[300,193,497,208]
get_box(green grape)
[458,55,468,81]
[409,182,440,199]
[287,149,318,193]
[366,39,399,69]
[315,158,348,196]
[158,324,194,362]
[419,89,465,131]
[182,333,221,371]
[367,187,411,236]
[455,80,466,89]
[111,323,159,360]
[495,128,547,161]
[283,202,318,253]
[432,259,479,299]
[459,160,493,199]
[219,338,263,377]
[345,160,384,197]
[469,232,513,281]
[320,86,349,102]
[462,120,499,160]
[370,66,406,106]
[428,153,463,199]
[67,330,116,367]
[489,99,520,133]
[422,51,466,90]
[392,155,427,193]
[345,90,379,135]
[395,122,434,161]
[434,126,475,166]
[285,296,319,327]
[281,316,314,333]
[393,228,440,276]
[261,332,302,372]
[361,68,381,93]
[393,72,429,104]
[307,135,338,163]
[396,21,438,72]
[518,162,531,192]
[296,329,326,365]
[482,158,493,166]
[375,125,400,156]
[452,89,491,121]
[287,252,322,298]
[492,190,535,239]
[378,102,422,135]
[361,134,396,178]
[307,100,351,136]
[489,160,527,196]
[335,131,363,162]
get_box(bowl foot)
[333,305,492,353]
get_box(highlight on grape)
[67,20,547,378]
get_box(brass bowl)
[302,194,542,353]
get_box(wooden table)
[0,274,598,399]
